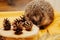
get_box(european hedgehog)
[25,0,54,29]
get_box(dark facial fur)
[25,0,54,30]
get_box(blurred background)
[0,0,60,12]
[46,0,60,12]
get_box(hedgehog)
[25,0,54,30]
